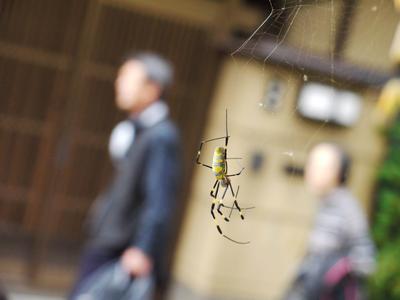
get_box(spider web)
[229,0,392,170]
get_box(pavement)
[8,292,65,300]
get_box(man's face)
[305,144,341,196]
[114,60,149,112]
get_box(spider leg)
[229,181,236,197]
[225,109,229,147]
[211,198,250,245]
[196,136,230,169]
[227,167,245,177]
[210,180,220,198]
[196,141,212,169]
[234,199,245,220]
[222,183,229,198]
[210,198,222,235]
[202,136,230,143]
[217,185,230,222]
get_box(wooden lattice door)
[0,0,219,289]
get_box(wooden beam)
[222,37,390,88]
[100,0,220,26]
[0,42,70,71]
[0,114,47,136]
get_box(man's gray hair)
[124,52,174,93]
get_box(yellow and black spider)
[196,110,252,244]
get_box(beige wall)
[171,57,385,300]
[285,0,343,56]
[344,0,398,72]
[285,0,398,71]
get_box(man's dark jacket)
[86,116,181,285]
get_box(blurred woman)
[285,143,375,300]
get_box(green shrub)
[369,118,400,299]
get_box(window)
[298,82,362,127]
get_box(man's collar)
[131,101,169,128]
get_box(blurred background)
[0,0,399,299]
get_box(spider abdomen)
[212,146,226,180]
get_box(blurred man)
[70,52,181,299]
[285,143,375,300]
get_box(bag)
[74,260,154,300]
[284,253,345,300]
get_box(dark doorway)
[0,0,220,290]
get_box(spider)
[196,110,252,244]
